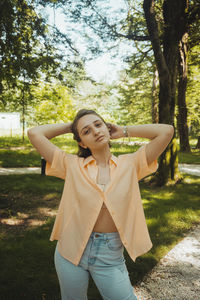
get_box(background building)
[0,112,21,136]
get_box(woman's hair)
[70,109,110,158]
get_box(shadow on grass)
[0,216,102,299]
[0,175,103,299]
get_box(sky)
[43,1,131,83]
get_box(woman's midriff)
[93,166,118,233]
[93,203,118,233]
[93,183,118,233]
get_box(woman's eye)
[96,123,101,127]
[84,129,90,134]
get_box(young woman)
[28,109,174,300]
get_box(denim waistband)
[90,231,120,240]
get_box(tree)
[176,0,200,152]
[177,32,191,152]
[0,1,53,96]
[30,83,76,125]
[51,0,179,184]
[0,0,88,140]
[186,45,200,149]
[73,79,119,123]
[26,0,200,183]
[117,55,155,126]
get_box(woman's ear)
[106,123,111,132]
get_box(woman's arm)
[108,123,174,166]
[127,124,174,165]
[27,123,72,164]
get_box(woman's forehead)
[77,114,101,130]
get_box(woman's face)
[76,114,110,151]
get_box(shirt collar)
[83,154,117,167]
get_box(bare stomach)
[93,203,118,233]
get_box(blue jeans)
[54,231,137,300]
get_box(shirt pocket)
[106,236,123,251]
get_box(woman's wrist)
[66,122,73,134]
[123,126,129,137]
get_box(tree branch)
[87,1,150,41]
[50,26,80,55]
[143,0,168,78]
[187,4,200,25]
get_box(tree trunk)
[196,137,200,149]
[143,0,185,185]
[151,68,159,123]
[21,88,25,143]
[177,33,191,152]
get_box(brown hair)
[70,109,110,158]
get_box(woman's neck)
[91,146,111,167]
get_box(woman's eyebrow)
[81,120,101,133]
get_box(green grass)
[0,135,200,299]
[0,136,78,167]
[0,173,200,299]
[178,149,200,164]
[0,135,200,167]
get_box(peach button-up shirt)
[46,144,158,266]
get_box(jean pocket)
[106,237,123,251]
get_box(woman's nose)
[93,127,99,135]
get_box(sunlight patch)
[43,193,58,201]
[27,219,46,226]
[1,218,24,226]
[38,207,57,217]
[17,212,29,219]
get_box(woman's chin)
[92,140,110,150]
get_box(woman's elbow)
[27,128,34,137]
[165,125,174,142]
[168,125,174,136]
[27,127,38,141]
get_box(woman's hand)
[107,123,124,139]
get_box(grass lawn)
[0,173,200,299]
[0,135,200,299]
[0,136,200,167]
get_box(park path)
[0,163,200,176]
[0,166,41,175]
[134,223,200,300]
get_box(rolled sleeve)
[45,147,68,180]
[135,144,158,181]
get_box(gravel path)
[134,223,200,300]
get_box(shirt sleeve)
[45,147,68,180]
[133,144,158,181]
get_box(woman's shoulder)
[117,145,145,161]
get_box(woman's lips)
[96,135,104,142]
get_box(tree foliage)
[117,57,154,125]
[0,1,55,95]
[29,83,76,125]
